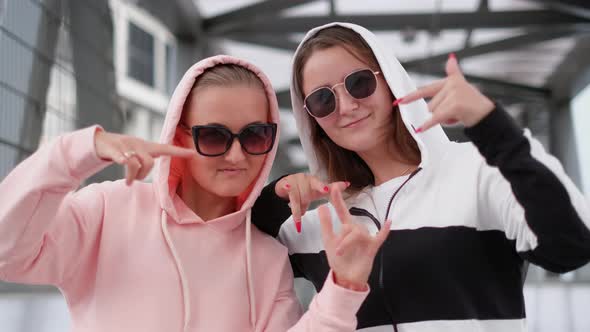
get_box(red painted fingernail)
[323,186,329,193]
[392,98,404,107]
[415,127,423,133]
[449,53,456,60]
[295,220,302,233]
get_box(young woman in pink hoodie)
[0,55,390,331]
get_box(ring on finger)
[123,150,142,169]
[123,150,137,159]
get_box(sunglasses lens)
[240,124,275,154]
[305,88,336,118]
[196,128,231,156]
[345,69,377,99]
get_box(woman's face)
[302,46,394,153]
[178,85,269,198]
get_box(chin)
[211,179,252,198]
[335,135,377,153]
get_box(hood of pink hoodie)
[154,55,280,230]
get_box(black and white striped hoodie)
[252,22,590,332]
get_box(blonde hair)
[181,64,266,123]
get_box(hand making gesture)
[319,188,391,291]
[275,173,348,232]
[399,53,496,132]
[94,129,196,185]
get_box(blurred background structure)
[0,0,589,331]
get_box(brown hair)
[181,64,266,124]
[293,27,420,192]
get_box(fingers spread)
[329,187,351,225]
[399,79,445,104]
[335,227,367,256]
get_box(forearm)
[0,126,109,269]
[465,105,590,271]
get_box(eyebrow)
[202,121,265,127]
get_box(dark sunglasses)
[303,69,381,119]
[188,123,277,157]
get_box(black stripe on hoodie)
[289,225,527,327]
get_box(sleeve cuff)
[314,270,369,318]
[62,125,112,181]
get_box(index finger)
[288,186,302,229]
[318,205,335,244]
[146,142,196,158]
[399,79,445,105]
[329,187,351,225]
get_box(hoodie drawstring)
[245,209,257,328]
[161,210,191,331]
[159,208,256,330]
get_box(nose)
[224,138,246,163]
[333,84,358,116]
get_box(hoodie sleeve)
[252,176,292,238]
[0,126,111,287]
[465,105,590,273]
[265,254,368,332]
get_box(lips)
[218,168,246,174]
[342,115,369,128]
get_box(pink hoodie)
[0,55,368,331]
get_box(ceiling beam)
[212,10,586,35]
[404,25,590,70]
[203,0,319,35]
[225,34,300,52]
[530,0,590,20]
[225,24,590,55]
[546,34,590,103]
[430,72,550,97]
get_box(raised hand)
[318,188,391,291]
[275,173,348,233]
[94,129,196,185]
[399,53,495,132]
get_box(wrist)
[463,98,495,127]
[333,273,368,292]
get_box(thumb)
[328,181,349,194]
[445,53,462,77]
